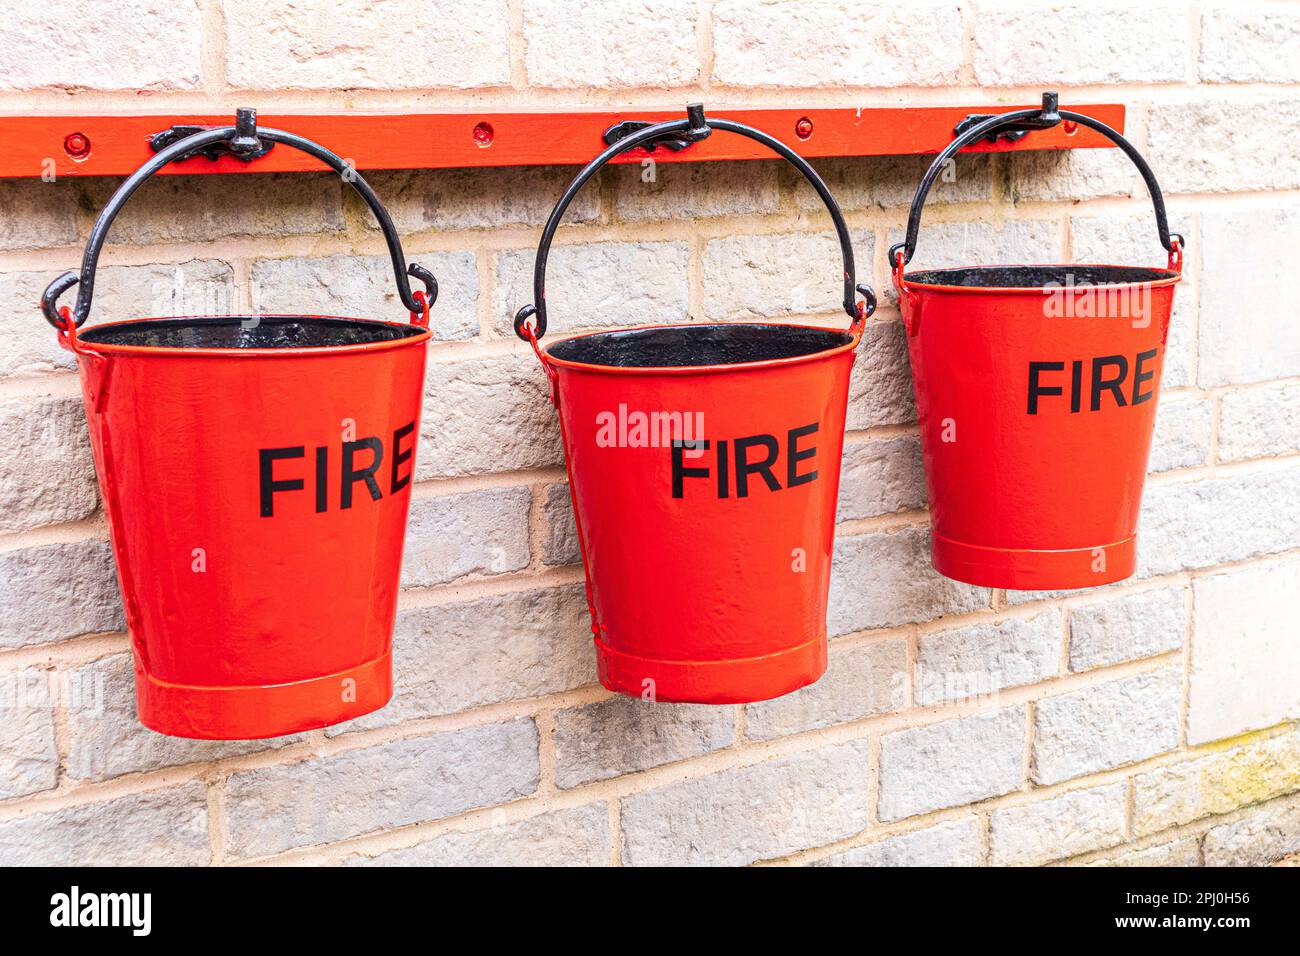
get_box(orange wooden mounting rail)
[0,103,1124,178]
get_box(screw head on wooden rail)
[63,132,91,160]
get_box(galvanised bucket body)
[41,111,439,737]
[896,265,1180,589]
[889,94,1186,590]
[67,317,429,738]
[541,324,858,703]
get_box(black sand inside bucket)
[547,323,854,369]
[904,265,1177,288]
[77,316,425,349]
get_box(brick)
[1148,392,1213,473]
[0,668,58,799]
[0,180,80,250]
[0,272,74,377]
[524,0,698,88]
[553,698,734,789]
[1005,583,1106,607]
[3,263,218,377]
[1188,559,1300,745]
[401,487,531,588]
[0,783,209,865]
[1010,147,1140,203]
[1160,289,1197,389]
[712,1,963,87]
[612,160,781,222]
[1081,837,1200,867]
[94,260,240,323]
[974,5,1186,85]
[1070,210,1196,278]
[990,783,1128,866]
[743,638,907,740]
[1033,668,1181,785]
[224,0,510,90]
[252,252,479,341]
[331,586,593,733]
[620,740,872,866]
[0,3,201,91]
[496,241,689,336]
[815,817,982,866]
[878,707,1026,820]
[836,435,926,521]
[0,395,98,533]
[893,220,1062,278]
[542,483,580,566]
[846,320,916,430]
[365,166,599,233]
[916,609,1063,706]
[1200,6,1300,83]
[1218,382,1300,462]
[1148,100,1300,193]
[0,540,123,648]
[87,173,344,244]
[225,719,539,858]
[63,654,304,782]
[1203,795,1300,867]
[1068,586,1185,672]
[1,262,238,378]
[417,351,564,479]
[1137,463,1300,577]
[1199,205,1300,385]
[1081,837,1201,868]
[346,805,610,866]
[799,154,994,212]
[829,526,991,636]
[1133,731,1300,835]
[703,231,873,321]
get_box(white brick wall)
[1188,559,1300,744]
[225,0,512,90]
[1,0,1297,869]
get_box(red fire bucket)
[890,95,1183,590]
[40,111,436,739]
[513,105,876,704]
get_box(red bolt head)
[795,117,814,141]
[64,132,91,159]
[1062,120,1079,136]
[472,122,494,148]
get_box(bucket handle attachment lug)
[889,92,1185,273]
[514,102,874,342]
[42,107,437,330]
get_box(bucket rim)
[69,313,432,358]
[538,320,860,376]
[901,262,1183,294]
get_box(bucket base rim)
[593,633,827,705]
[135,652,392,740]
[932,532,1137,591]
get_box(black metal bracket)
[602,102,713,153]
[148,107,275,163]
[953,91,1062,144]
[891,91,1180,269]
[45,108,435,328]
[516,102,869,341]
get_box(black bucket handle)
[513,102,876,341]
[42,108,438,330]
[888,92,1184,273]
